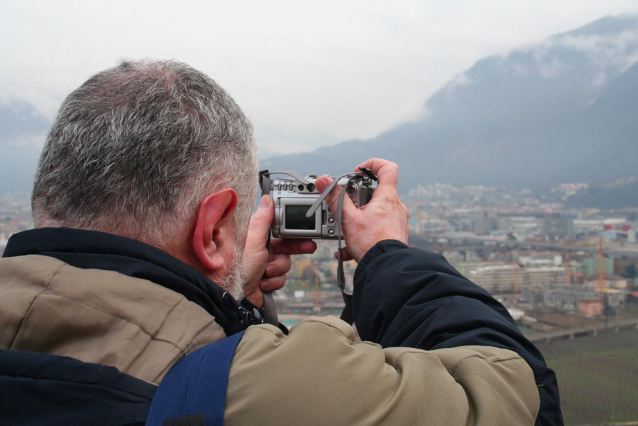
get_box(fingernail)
[259,195,271,209]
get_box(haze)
[2,0,638,156]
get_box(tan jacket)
[0,254,540,425]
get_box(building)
[584,257,614,277]
[525,267,565,287]
[541,216,574,240]
[600,288,628,308]
[579,300,603,317]
[541,286,599,311]
[467,265,519,293]
[471,211,497,235]
[464,263,565,294]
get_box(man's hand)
[242,195,317,308]
[315,158,409,263]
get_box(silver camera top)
[259,170,377,239]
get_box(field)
[535,328,638,425]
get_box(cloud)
[0,133,47,149]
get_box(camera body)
[269,174,376,239]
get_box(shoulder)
[224,316,539,426]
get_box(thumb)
[247,195,274,245]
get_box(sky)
[2,0,638,156]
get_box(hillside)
[535,328,638,425]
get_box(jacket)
[0,227,562,425]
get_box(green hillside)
[535,328,638,425]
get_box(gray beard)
[217,242,246,302]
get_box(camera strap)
[306,171,372,325]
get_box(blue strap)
[146,331,245,426]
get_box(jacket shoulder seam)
[247,320,363,347]
[43,287,187,357]
[293,319,352,340]
[9,262,66,349]
[392,350,440,368]
[451,354,537,424]
[351,341,381,348]
[246,324,282,338]
[450,354,522,377]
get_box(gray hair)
[32,59,258,249]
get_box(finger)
[260,276,286,293]
[265,254,292,278]
[333,247,353,261]
[245,195,274,252]
[269,238,317,255]
[315,176,358,219]
[250,195,274,236]
[356,158,399,195]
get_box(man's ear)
[191,188,238,272]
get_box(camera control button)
[328,229,335,236]
[328,217,335,224]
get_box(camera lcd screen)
[285,205,316,230]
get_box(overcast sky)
[2,0,638,155]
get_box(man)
[0,60,562,425]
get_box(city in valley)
[2,184,638,343]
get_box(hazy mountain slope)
[573,60,638,182]
[262,15,638,192]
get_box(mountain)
[261,15,638,193]
[0,101,49,193]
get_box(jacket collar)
[3,227,260,336]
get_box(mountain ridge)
[261,15,638,193]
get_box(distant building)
[579,300,603,317]
[541,215,574,240]
[584,257,614,277]
[600,288,628,308]
[468,265,519,293]
[471,211,497,235]
[525,268,565,286]
[533,286,599,311]
[465,264,564,294]
[497,216,539,238]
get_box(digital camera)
[261,172,376,239]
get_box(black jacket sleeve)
[353,240,563,426]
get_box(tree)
[622,264,637,279]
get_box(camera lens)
[307,183,316,192]
[346,183,357,197]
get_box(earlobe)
[191,188,238,272]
